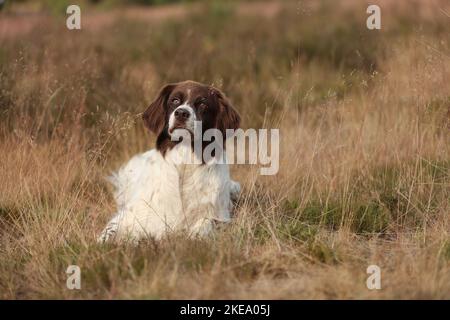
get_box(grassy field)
[0,0,449,299]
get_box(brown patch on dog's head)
[210,87,240,137]
[142,83,175,135]
[143,81,240,155]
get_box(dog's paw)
[97,222,118,243]
[189,218,214,238]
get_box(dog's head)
[143,80,240,154]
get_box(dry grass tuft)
[0,0,449,299]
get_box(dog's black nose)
[174,108,190,120]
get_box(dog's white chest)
[98,147,237,243]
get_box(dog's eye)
[171,98,181,105]
[197,100,207,109]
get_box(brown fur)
[142,81,240,156]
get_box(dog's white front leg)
[189,217,214,238]
[97,213,122,243]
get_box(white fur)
[168,103,196,134]
[98,144,240,243]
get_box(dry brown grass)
[0,0,449,299]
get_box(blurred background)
[0,0,449,299]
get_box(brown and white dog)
[98,81,241,242]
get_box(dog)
[98,81,241,243]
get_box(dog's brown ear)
[211,87,240,136]
[143,84,175,135]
